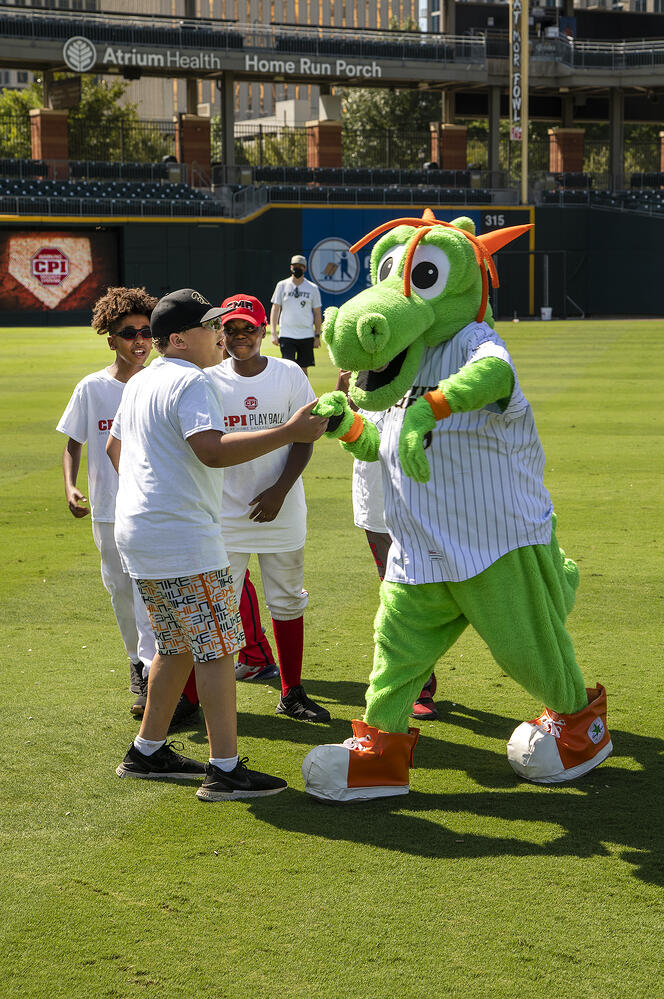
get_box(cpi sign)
[31,247,70,286]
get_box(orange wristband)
[423,389,451,421]
[339,412,364,443]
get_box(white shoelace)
[342,735,372,752]
[537,711,565,739]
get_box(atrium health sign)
[62,37,383,77]
[63,36,222,71]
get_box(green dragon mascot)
[303,209,611,802]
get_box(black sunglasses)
[111,325,153,340]
[173,316,225,336]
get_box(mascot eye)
[409,245,450,300]
[376,245,406,283]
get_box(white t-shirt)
[206,356,315,553]
[271,277,321,340]
[352,409,387,533]
[380,322,554,585]
[56,368,125,523]
[110,356,228,580]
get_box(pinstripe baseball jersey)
[381,321,554,585]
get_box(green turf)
[1,321,663,999]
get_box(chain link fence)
[0,115,32,159]
[67,118,176,163]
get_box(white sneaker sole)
[196,785,287,801]
[516,740,613,784]
[116,766,204,781]
[304,784,410,803]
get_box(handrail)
[1,4,663,55]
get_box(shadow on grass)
[172,691,664,886]
[245,724,664,888]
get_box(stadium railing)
[264,184,499,206]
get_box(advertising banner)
[0,229,118,316]
[301,208,482,313]
[510,0,524,142]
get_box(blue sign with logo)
[301,207,481,312]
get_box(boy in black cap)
[107,289,328,800]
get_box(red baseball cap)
[220,294,266,328]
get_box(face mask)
[291,266,304,278]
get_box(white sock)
[142,662,151,678]
[134,736,165,756]
[209,754,239,772]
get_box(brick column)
[174,113,211,186]
[29,109,68,179]
[306,121,342,169]
[548,128,585,174]
[437,124,467,170]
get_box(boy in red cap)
[207,294,330,723]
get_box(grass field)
[1,320,663,999]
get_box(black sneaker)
[168,694,200,731]
[130,672,148,718]
[116,740,206,780]
[196,757,288,801]
[275,684,331,723]
[129,660,145,695]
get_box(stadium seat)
[355,187,384,203]
[344,168,372,186]
[416,188,441,204]
[314,167,343,185]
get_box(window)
[17,71,29,83]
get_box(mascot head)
[322,209,532,411]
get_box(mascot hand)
[399,396,437,483]
[313,391,355,439]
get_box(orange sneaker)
[302,719,419,803]
[507,684,612,783]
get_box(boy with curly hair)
[57,286,158,717]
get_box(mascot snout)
[356,313,390,357]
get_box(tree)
[340,87,442,168]
[0,75,175,162]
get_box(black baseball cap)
[150,288,224,340]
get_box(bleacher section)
[630,172,664,188]
[0,177,232,217]
[265,185,490,205]
[542,189,664,213]
[69,161,174,181]
[0,158,48,179]
[2,160,663,216]
[253,166,472,187]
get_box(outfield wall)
[0,206,660,324]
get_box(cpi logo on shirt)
[244,397,258,410]
[31,247,70,286]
